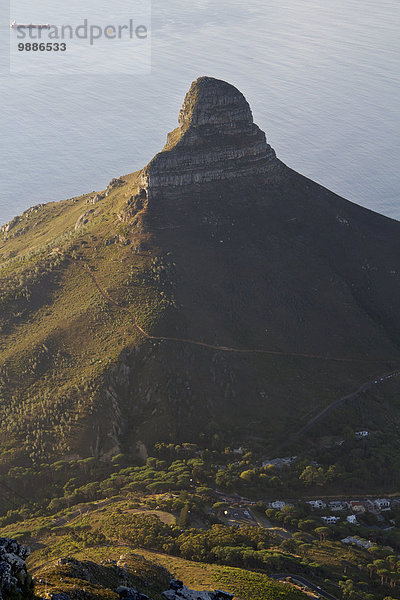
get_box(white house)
[271,500,286,510]
[232,447,244,455]
[348,501,366,514]
[355,430,369,439]
[374,498,391,511]
[321,516,340,525]
[307,500,327,510]
[329,501,346,511]
[262,456,297,469]
[347,515,358,524]
[341,536,373,550]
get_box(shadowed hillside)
[1,76,399,480]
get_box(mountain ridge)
[0,76,399,476]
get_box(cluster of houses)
[306,497,392,526]
[261,432,369,470]
[267,497,393,527]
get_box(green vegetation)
[214,569,306,600]
[1,157,400,504]
[137,551,309,600]
[32,552,171,600]
[2,485,400,600]
[0,171,175,475]
[2,93,400,600]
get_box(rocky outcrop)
[36,556,232,600]
[75,209,94,231]
[0,538,31,599]
[0,216,19,234]
[140,76,280,196]
[105,177,125,197]
[117,586,149,599]
[49,580,233,600]
[86,193,105,205]
[163,580,233,600]
[117,580,233,600]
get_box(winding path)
[81,263,398,365]
[82,262,400,433]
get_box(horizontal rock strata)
[140,76,279,195]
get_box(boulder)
[0,538,31,599]
[162,580,234,600]
[116,586,150,600]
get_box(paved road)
[248,508,292,539]
[272,574,338,600]
[296,369,400,436]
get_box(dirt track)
[82,262,400,434]
[82,263,398,365]
[295,368,400,436]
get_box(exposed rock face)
[0,216,19,234]
[0,538,31,599]
[45,578,233,600]
[116,580,232,600]
[163,580,233,600]
[117,586,149,599]
[140,76,279,194]
[75,209,94,231]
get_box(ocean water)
[0,0,399,225]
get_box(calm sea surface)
[0,0,399,225]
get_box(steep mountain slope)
[0,76,399,472]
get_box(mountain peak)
[140,77,279,194]
[177,76,255,134]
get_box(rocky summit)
[140,76,279,193]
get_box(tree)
[178,504,190,528]
[339,578,355,599]
[239,469,256,482]
[298,542,312,556]
[377,569,390,585]
[373,559,388,572]
[292,532,310,543]
[326,464,341,482]
[298,518,317,532]
[314,526,330,542]
[299,465,326,486]
[47,497,65,512]
[280,538,297,553]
